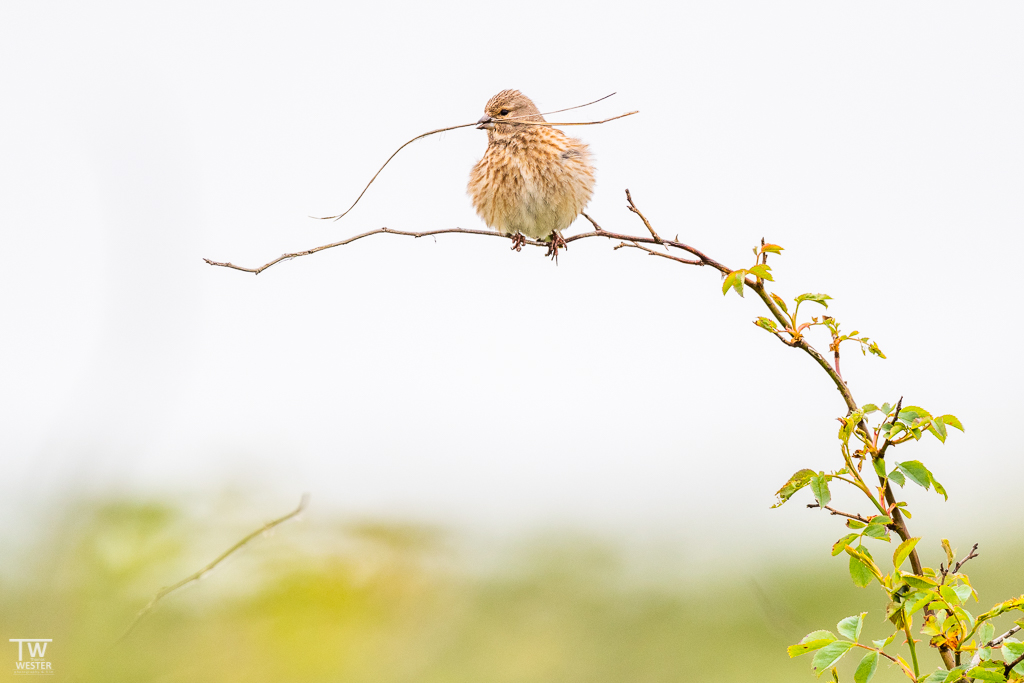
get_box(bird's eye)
[499,109,510,116]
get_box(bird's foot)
[509,232,527,252]
[545,232,568,263]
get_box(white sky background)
[1,2,1022,558]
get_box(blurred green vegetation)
[1,499,1020,682]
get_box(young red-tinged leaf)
[811,474,831,507]
[837,613,865,642]
[756,316,778,332]
[723,270,747,297]
[938,414,965,432]
[772,468,816,508]
[761,243,784,254]
[770,292,789,313]
[896,461,932,490]
[863,524,890,541]
[893,537,920,570]
[833,533,860,556]
[795,293,832,308]
[1002,642,1024,675]
[748,263,774,281]
[853,650,879,683]
[811,641,853,676]
[966,666,1007,682]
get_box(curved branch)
[114,494,309,646]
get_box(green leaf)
[887,468,905,487]
[871,632,897,649]
[756,316,778,332]
[863,524,890,541]
[931,473,948,501]
[761,243,784,255]
[880,402,892,416]
[853,650,879,683]
[966,666,1006,682]
[811,641,854,676]
[1002,642,1024,675]
[978,622,995,645]
[928,418,948,443]
[940,584,962,607]
[846,519,867,530]
[942,666,967,683]
[920,672,950,683]
[789,630,838,657]
[833,533,860,556]
[896,461,932,490]
[723,270,747,297]
[905,591,935,617]
[862,403,879,414]
[903,574,938,590]
[872,456,887,478]
[893,537,920,570]
[838,613,865,642]
[772,469,816,508]
[953,585,974,603]
[899,406,932,423]
[795,293,833,309]
[749,264,774,281]
[938,414,964,432]
[811,474,831,507]
[848,546,878,588]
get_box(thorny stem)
[205,191,960,671]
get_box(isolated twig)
[313,93,636,221]
[625,189,662,243]
[114,494,309,646]
[806,502,872,524]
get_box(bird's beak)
[476,115,494,130]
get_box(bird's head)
[476,90,546,133]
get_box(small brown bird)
[468,90,596,258]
